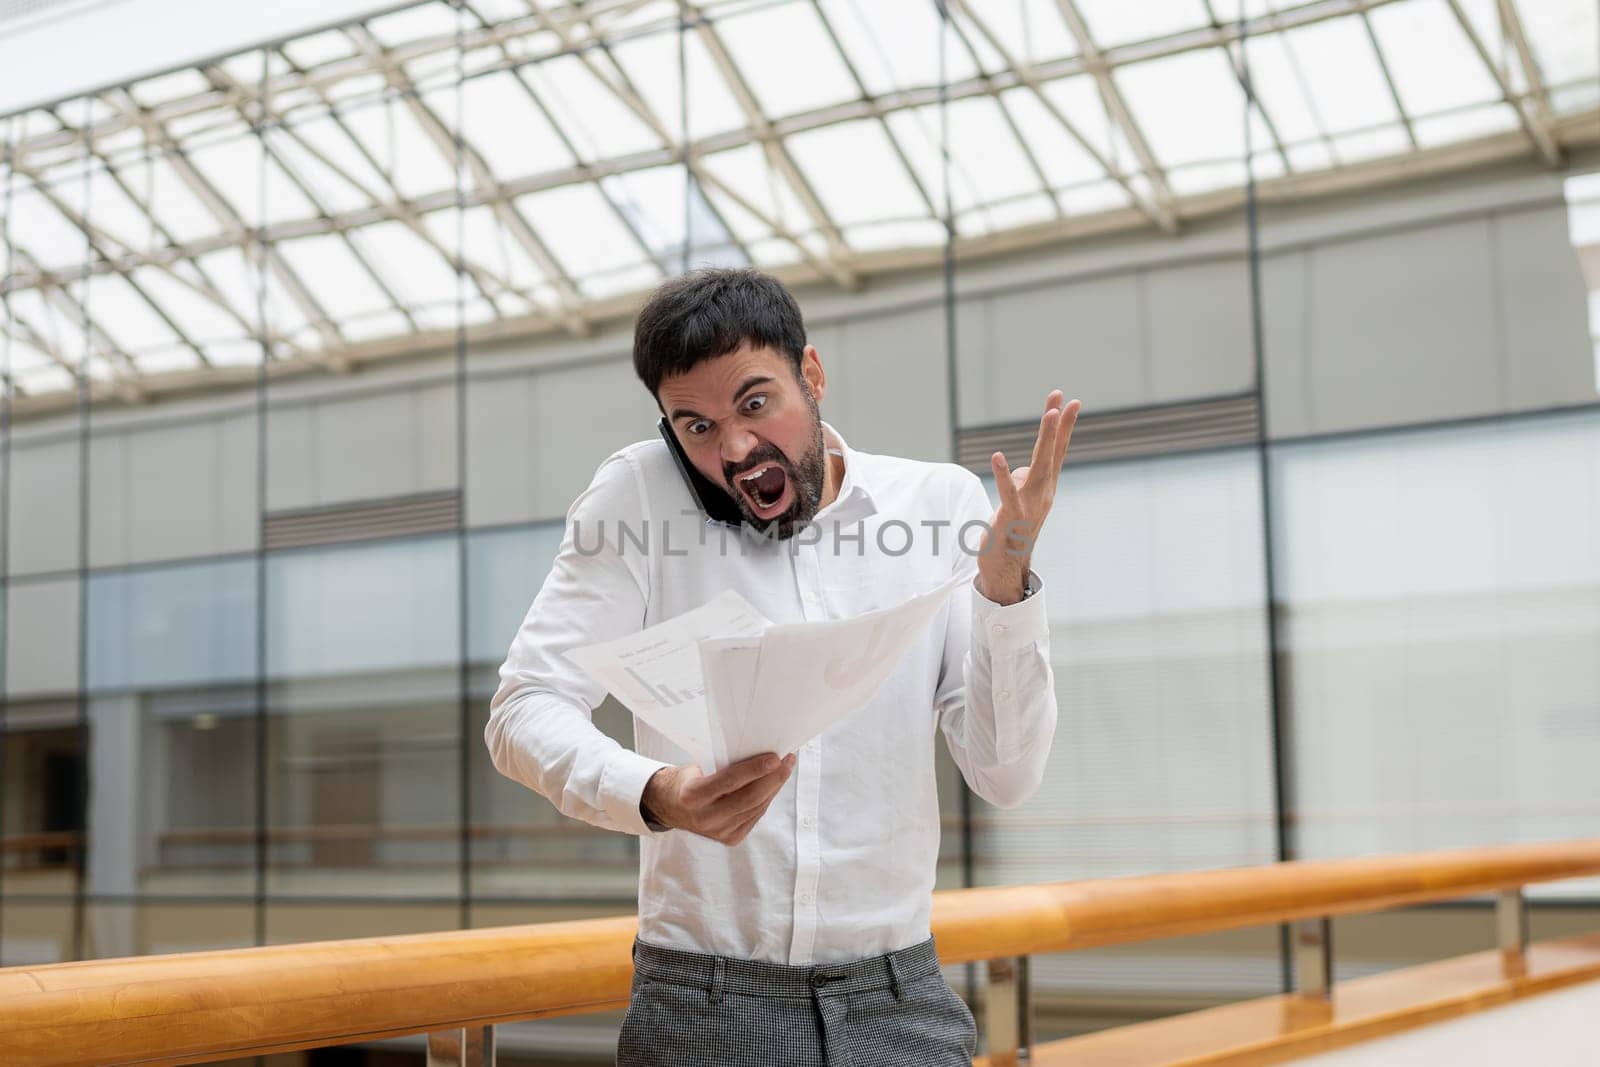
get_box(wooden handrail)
[2,838,1599,1067]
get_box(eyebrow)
[668,375,776,423]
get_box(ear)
[800,344,826,404]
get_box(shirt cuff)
[970,570,1048,655]
[598,747,675,837]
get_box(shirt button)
[992,623,1008,635]
[998,689,1011,701]
[802,815,816,830]
[803,590,820,605]
[799,891,814,905]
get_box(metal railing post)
[1293,917,1333,1001]
[985,954,1033,1065]
[426,1024,495,1067]
[1497,886,1529,974]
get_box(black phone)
[657,416,747,526]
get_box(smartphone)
[657,416,747,526]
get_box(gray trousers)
[616,936,977,1067]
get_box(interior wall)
[2,156,1594,570]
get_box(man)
[486,268,1078,1066]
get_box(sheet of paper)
[697,635,762,769]
[564,590,769,772]
[567,572,969,773]
[735,572,969,762]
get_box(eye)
[685,419,712,435]
[742,393,767,413]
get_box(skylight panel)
[714,3,859,118]
[7,290,70,359]
[1329,123,1412,164]
[204,339,265,366]
[1040,75,1124,168]
[349,221,462,309]
[1074,0,1210,48]
[281,30,358,70]
[843,218,947,252]
[260,127,373,214]
[525,55,663,160]
[1280,15,1403,134]
[699,143,814,238]
[998,87,1105,189]
[341,308,413,342]
[85,272,181,353]
[15,362,75,396]
[282,114,394,201]
[131,347,201,374]
[957,192,1055,237]
[941,97,1048,208]
[130,266,248,344]
[785,119,928,227]
[519,181,654,281]
[425,204,547,294]
[609,28,746,141]
[276,234,396,322]
[1284,140,1335,173]
[746,237,804,267]
[580,262,664,300]
[141,154,220,243]
[1411,102,1519,148]
[7,183,89,272]
[1056,179,1129,215]
[365,3,464,49]
[2,334,54,376]
[192,249,260,322]
[1168,160,1248,196]
[187,134,318,227]
[339,96,457,200]
[435,70,577,180]
[1368,0,1500,118]
[1114,49,1249,168]
[968,0,1077,67]
[818,0,974,97]
[1512,0,1599,91]
[1239,33,1324,148]
[126,69,213,108]
[323,71,390,104]
[602,166,743,268]
[214,50,291,89]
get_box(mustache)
[724,446,792,485]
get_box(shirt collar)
[817,420,877,521]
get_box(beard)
[723,386,827,541]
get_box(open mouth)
[733,462,791,519]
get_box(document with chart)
[565,572,967,773]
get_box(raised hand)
[975,390,1080,605]
[641,752,796,845]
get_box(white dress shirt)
[486,421,1057,965]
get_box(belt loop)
[887,952,904,1001]
[710,956,727,1004]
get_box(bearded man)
[487,267,1078,1066]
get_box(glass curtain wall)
[0,0,1597,1057]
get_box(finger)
[692,751,784,801]
[1051,397,1081,475]
[719,759,793,816]
[721,804,767,845]
[990,452,1023,515]
[1029,392,1064,473]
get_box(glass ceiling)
[1,0,1597,408]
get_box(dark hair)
[632,268,807,397]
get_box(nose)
[721,426,761,470]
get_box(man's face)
[657,342,829,539]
